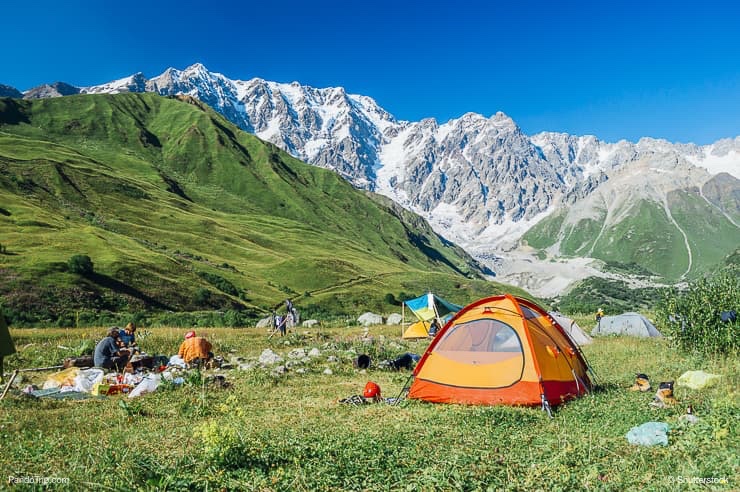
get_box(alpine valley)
[4,63,740,304]
[1,94,520,325]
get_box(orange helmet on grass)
[363,381,381,399]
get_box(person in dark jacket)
[94,328,130,371]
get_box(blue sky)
[2,1,738,144]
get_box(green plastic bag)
[677,370,721,390]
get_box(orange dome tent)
[408,294,593,412]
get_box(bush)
[657,271,739,355]
[196,271,238,297]
[68,254,94,275]
[193,288,212,307]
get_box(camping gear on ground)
[629,373,652,392]
[43,367,81,389]
[339,394,370,405]
[128,374,160,398]
[63,356,94,369]
[402,292,462,339]
[340,381,399,405]
[626,422,670,446]
[679,405,699,425]
[168,355,188,368]
[720,310,737,323]
[130,354,155,370]
[409,294,592,410]
[591,312,662,337]
[548,312,593,345]
[4,365,64,375]
[30,387,96,400]
[1,369,18,401]
[354,354,371,369]
[93,383,133,396]
[677,370,721,390]
[402,320,431,339]
[72,368,104,393]
[338,394,399,405]
[381,353,420,371]
[650,381,677,408]
[363,381,381,400]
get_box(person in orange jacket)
[177,330,214,367]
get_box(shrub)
[196,271,238,297]
[67,254,94,275]
[193,288,212,307]
[657,271,739,355]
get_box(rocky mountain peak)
[18,64,740,269]
[23,81,80,99]
[0,84,22,98]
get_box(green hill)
[523,190,740,282]
[0,93,521,326]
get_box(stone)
[357,312,383,326]
[258,349,283,365]
[287,348,306,359]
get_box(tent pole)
[392,372,415,405]
[431,300,443,335]
[401,303,405,338]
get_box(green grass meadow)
[1,321,737,491]
[0,94,496,325]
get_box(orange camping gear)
[363,381,381,399]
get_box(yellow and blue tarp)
[402,293,461,339]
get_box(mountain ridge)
[5,64,739,289]
[0,93,510,325]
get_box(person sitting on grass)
[177,330,214,368]
[93,328,131,371]
[118,322,138,350]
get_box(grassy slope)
[523,193,739,282]
[0,94,517,323]
[521,208,566,250]
[668,189,740,279]
[1,325,737,490]
[702,172,740,224]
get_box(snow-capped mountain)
[11,63,740,287]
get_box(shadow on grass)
[590,381,623,394]
[87,272,172,310]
